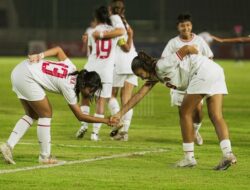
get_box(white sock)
[121,109,133,132]
[183,142,194,160]
[7,115,34,149]
[80,105,90,129]
[220,139,232,157]
[37,118,51,157]
[92,113,104,134]
[193,123,202,135]
[108,98,120,115]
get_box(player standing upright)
[107,0,138,141]
[76,6,123,141]
[161,13,214,145]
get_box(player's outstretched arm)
[68,104,118,126]
[113,81,158,119]
[211,35,250,43]
[28,46,68,63]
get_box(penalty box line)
[0,149,169,175]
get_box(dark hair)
[131,51,157,75]
[94,6,112,26]
[110,0,128,30]
[177,13,192,25]
[69,70,102,101]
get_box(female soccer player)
[105,0,138,141]
[161,13,214,146]
[0,46,118,165]
[76,6,123,141]
[112,45,236,170]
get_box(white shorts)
[11,62,46,101]
[170,89,186,106]
[112,72,138,87]
[95,83,113,98]
[187,63,228,96]
[170,89,204,106]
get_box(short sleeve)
[60,83,78,105]
[110,15,125,29]
[199,37,214,58]
[161,40,175,58]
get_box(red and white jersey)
[85,24,118,83]
[198,32,213,45]
[110,15,137,74]
[161,33,213,59]
[156,52,213,91]
[25,58,77,104]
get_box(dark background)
[0,0,249,57]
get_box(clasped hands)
[107,113,123,129]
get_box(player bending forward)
[0,46,118,165]
[112,45,236,170]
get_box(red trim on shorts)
[22,118,32,126]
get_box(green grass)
[0,57,250,190]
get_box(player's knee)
[208,112,223,123]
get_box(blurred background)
[0,0,249,58]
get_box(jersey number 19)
[96,39,112,59]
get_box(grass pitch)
[0,57,250,190]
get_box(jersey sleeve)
[110,15,125,29]
[60,82,78,105]
[161,40,175,58]
[199,37,214,58]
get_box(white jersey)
[110,15,137,74]
[156,53,215,91]
[85,24,118,83]
[161,33,214,59]
[198,32,213,45]
[25,58,78,104]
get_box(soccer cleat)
[112,131,128,141]
[90,132,99,141]
[214,153,237,171]
[39,154,58,164]
[195,131,203,146]
[110,127,119,137]
[175,157,197,167]
[76,126,88,139]
[0,143,16,165]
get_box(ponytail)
[132,51,157,74]
[69,70,102,101]
[94,6,112,26]
[110,0,127,30]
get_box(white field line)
[0,141,168,150]
[0,149,168,175]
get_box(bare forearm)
[43,46,67,61]
[103,28,125,39]
[118,82,156,116]
[222,37,250,43]
[121,35,133,52]
[78,114,108,124]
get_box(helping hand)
[28,53,44,63]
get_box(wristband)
[99,32,104,39]
[39,53,44,59]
